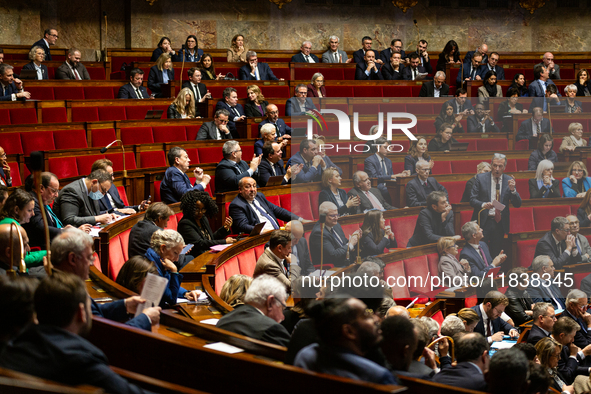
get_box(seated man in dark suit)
[418,71,449,97]
[527,255,566,310]
[352,36,382,65]
[477,52,505,80]
[290,41,320,63]
[181,67,210,116]
[402,53,427,81]
[128,202,174,258]
[0,272,157,393]
[256,141,294,187]
[516,107,554,147]
[534,217,582,269]
[285,84,318,116]
[258,104,292,139]
[217,274,290,346]
[228,177,300,234]
[239,51,281,81]
[196,109,233,140]
[381,52,405,81]
[485,349,530,394]
[117,68,150,99]
[445,88,475,115]
[527,302,555,346]
[408,40,433,74]
[504,267,534,326]
[160,147,210,204]
[407,191,456,247]
[432,332,489,391]
[355,50,383,81]
[295,298,397,386]
[456,53,482,87]
[550,317,591,386]
[0,64,30,101]
[286,220,313,275]
[406,159,447,207]
[347,171,394,214]
[31,28,58,60]
[215,140,261,194]
[309,202,362,268]
[464,43,488,65]
[459,221,506,277]
[563,289,591,349]
[288,139,341,183]
[472,291,518,344]
[379,38,406,65]
[215,87,245,137]
[364,137,409,203]
[467,103,501,133]
[55,48,90,80]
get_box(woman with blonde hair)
[529,159,560,199]
[536,337,574,393]
[563,161,591,198]
[167,88,196,119]
[437,237,470,283]
[227,34,248,63]
[456,308,479,332]
[21,46,48,80]
[359,210,397,258]
[245,85,269,118]
[560,122,586,152]
[220,274,252,307]
[147,53,175,98]
[318,167,359,216]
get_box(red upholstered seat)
[459,210,473,229]
[441,181,465,204]
[261,86,290,98]
[198,147,222,163]
[185,126,200,140]
[476,139,508,151]
[431,161,452,175]
[426,253,439,277]
[76,155,104,176]
[390,215,418,248]
[48,157,79,180]
[351,104,376,115]
[140,151,166,168]
[119,230,130,261]
[153,180,162,202]
[384,261,411,298]
[242,145,255,159]
[254,244,265,260]
[510,207,535,233]
[120,127,154,145]
[117,186,130,206]
[383,86,412,97]
[515,239,538,267]
[407,103,434,115]
[26,86,55,100]
[10,108,37,125]
[404,256,431,294]
[221,256,241,280]
[72,107,99,122]
[0,133,23,154]
[42,107,68,123]
[279,194,292,217]
[21,131,55,155]
[309,191,320,220]
[340,223,360,238]
[153,126,187,143]
[329,86,354,97]
[0,109,10,125]
[98,106,126,121]
[106,152,137,171]
[465,295,478,308]
[533,206,570,231]
[86,68,106,80]
[92,252,101,272]
[291,192,313,220]
[353,86,382,97]
[84,87,114,99]
[515,140,530,150]
[451,160,481,174]
[108,235,126,280]
[125,106,150,120]
[54,129,88,149]
[91,128,117,148]
[168,213,178,231]
[380,103,406,113]
[515,178,528,193]
[54,87,84,100]
[237,249,257,277]
[184,148,199,164]
[8,162,21,187]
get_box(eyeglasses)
[276,298,287,309]
[542,314,557,320]
[295,91,307,96]
[49,34,59,38]
[47,186,59,195]
[196,208,207,214]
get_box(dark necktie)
[486,319,492,337]
[331,228,344,246]
[495,179,501,223]
[283,259,290,275]
[305,55,310,63]
[413,68,416,80]
[235,164,242,174]
[381,159,388,175]
[103,195,113,211]
[274,123,280,135]
[135,88,142,99]
[471,68,476,80]
[253,203,279,229]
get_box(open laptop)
[249,222,266,237]
[145,110,164,119]
[449,142,469,151]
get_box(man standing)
[285,84,317,116]
[535,52,560,80]
[418,71,449,97]
[534,217,582,269]
[215,141,261,194]
[55,48,90,80]
[0,64,30,101]
[181,68,210,116]
[258,104,292,138]
[160,146,210,204]
[347,171,395,213]
[239,51,281,81]
[477,52,505,80]
[196,109,233,140]
[407,191,456,247]
[254,230,292,291]
[321,36,350,63]
[117,68,150,99]
[32,28,58,61]
[471,291,518,343]
[291,41,320,63]
[470,153,522,257]
[459,221,506,277]
[467,104,500,133]
[288,139,341,183]
[355,50,383,81]
[405,159,448,207]
[215,87,246,137]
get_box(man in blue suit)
[470,153,522,257]
[117,68,150,99]
[464,44,489,66]
[526,302,555,346]
[258,104,292,139]
[456,53,482,87]
[529,65,560,111]
[353,36,382,65]
[355,50,383,80]
[288,139,342,184]
[477,52,505,80]
[256,142,294,187]
[472,291,518,343]
[407,191,456,247]
[285,84,317,116]
[215,87,246,137]
[379,39,406,64]
[405,159,448,207]
[459,221,507,277]
[290,41,320,63]
[533,217,582,269]
[527,255,566,310]
[31,28,58,61]
[445,89,475,115]
[160,146,211,204]
[229,177,301,234]
[215,140,261,194]
[0,64,30,101]
[364,137,409,203]
[516,107,553,148]
[239,51,282,81]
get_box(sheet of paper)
[491,341,516,349]
[200,318,219,325]
[176,298,189,304]
[203,342,244,354]
[492,200,505,212]
[135,273,168,317]
[89,227,101,237]
[210,244,233,252]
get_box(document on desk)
[203,342,244,354]
[89,226,101,237]
[491,341,516,349]
[492,200,505,212]
[134,273,168,317]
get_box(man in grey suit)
[347,171,395,214]
[52,169,117,227]
[567,215,591,263]
[321,35,351,63]
[406,159,447,207]
[196,109,232,140]
[55,48,90,80]
[535,52,560,80]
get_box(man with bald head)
[55,48,90,80]
[535,52,560,80]
[258,103,291,139]
[465,44,489,66]
[387,305,410,318]
[355,50,384,80]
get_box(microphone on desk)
[31,150,52,275]
[100,140,118,153]
[100,140,127,177]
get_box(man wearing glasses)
[528,255,567,310]
[196,109,233,140]
[527,302,556,346]
[31,28,58,61]
[472,290,519,344]
[285,84,317,116]
[563,289,591,349]
[406,159,447,207]
[380,39,406,65]
[534,216,581,269]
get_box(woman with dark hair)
[147,53,175,98]
[227,34,248,63]
[404,136,431,175]
[497,87,527,121]
[434,103,464,134]
[177,190,236,258]
[150,36,176,62]
[116,256,158,294]
[167,87,196,119]
[199,54,224,80]
[245,85,269,118]
[528,133,557,171]
[318,167,359,216]
[176,35,203,63]
[510,73,529,97]
[428,123,458,152]
[575,69,590,97]
[477,70,502,104]
[359,210,397,258]
[563,161,591,198]
[578,188,591,227]
[436,40,460,72]
[21,46,48,80]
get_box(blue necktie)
[253,203,279,229]
[577,237,582,255]
[46,205,63,228]
[331,228,344,246]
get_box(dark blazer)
[215,159,255,194]
[467,115,500,133]
[562,100,583,113]
[470,172,523,235]
[0,325,153,394]
[407,207,455,247]
[471,304,513,336]
[177,216,230,258]
[147,65,174,98]
[527,278,566,310]
[228,193,298,234]
[575,81,590,97]
[528,149,558,171]
[528,178,561,199]
[128,219,161,258]
[32,39,51,60]
[99,184,137,214]
[318,188,353,216]
[404,154,430,175]
[91,298,151,331]
[497,101,524,121]
[306,83,327,98]
[167,103,188,119]
[460,177,477,204]
[534,231,582,269]
[527,324,550,346]
[428,137,458,152]
[431,362,487,392]
[22,193,62,249]
[21,62,48,80]
[557,341,588,385]
[459,242,494,278]
[516,118,554,143]
[347,187,394,214]
[360,232,397,258]
[257,158,288,188]
[564,309,591,349]
[418,81,450,97]
[52,178,100,227]
[0,81,26,102]
[379,48,406,64]
[355,62,383,80]
[239,63,278,81]
[464,51,488,66]
[408,51,433,73]
[505,287,534,326]
[175,48,203,62]
[456,61,481,86]
[258,119,292,138]
[196,120,232,140]
[578,207,591,228]
[159,166,204,204]
[288,151,342,184]
[215,100,245,137]
[405,176,448,207]
[245,100,269,118]
[117,83,149,99]
[216,304,291,347]
[477,64,505,80]
[291,53,320,63]
[293,236,314,275]
[436,52,459,72]
[55,62,90,80]
[285,97,317,116]
[380,63,405,80]
[582,273,591,299]
[364,154,393,185]
[401,65,427,81]
[150,47,168,62]
[353,49,380,64]
[309,222,350,268]
[446,98,475,114]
